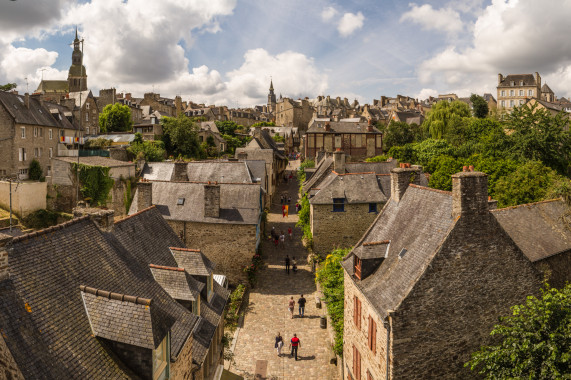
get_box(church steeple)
[269,80,274,91]
[267,79,276,113]
[68,26,87,92]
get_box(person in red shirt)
[290,333,301,360]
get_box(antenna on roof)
[39,68,47,81]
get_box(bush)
[28,159,43,181]
[23,209,72,229]
[365,155,388,162]
[225,284,246,330]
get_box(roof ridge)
[334,171,376,176]
[169,246,201,252]
[408,184,452,195]
[149,264,185,272]
[491,197,562,212]
[79,285,152,306]
[143,179,259,185]
[11,215,91,244]
[363,240,390,246]
[115,205,156,224]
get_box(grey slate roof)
[150,265,201,301]
[142,162,175,181]
[498,74,537,87]
[492,199,571,262]
[345,161,396,175]
[171,248,216,276]
[310,173,388,205]
[187,161,252,183]
[244,160,267,186]
[302,156,333,194]
[541,83,554,94]
[55,156,135,168]
[307,121,382,134]
[342,185,455,317]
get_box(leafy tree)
[365,154,389,162]
[0,83,17,92]
[127,139,165,162]
[28,159,43,181]
[161,114,203,158]
[414,138,455,167]
[383,121,417,150]
[98,103,133,133]
[206,135,216,147]
[251,121,275,128]
[506,103,571,175]
[387,143,416,163]
[423,100,471,139]
[427,155,464,191]
[215,121,240,136]
[272,134,284,142]
[470,94,489,118]
[72,163,114,206]
[84,137,111,150]
[466,283,571,379]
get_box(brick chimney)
[73,207,115,232]
[390,166,421,202]
[0,233,13,281]
[137,180,153,210]
[204,183,220,218]
[125,93,132,100]
[173,161,188,181]
[498,73,503,85]
[452,170,489,219]
[324,122,331,132]
[535,72,541,88]
[367,119,373,132]
[333,149,345,174]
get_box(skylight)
[177,198,185,205]
[398,248,407,259]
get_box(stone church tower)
[68,27,87,92]
[267,80,276,113]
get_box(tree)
[98,103,133,133]
[28,159,43,181]
[127,139,165,162]
[427,155,464,191]
[470,94,489,118]
[466,283,571,379]
[0,83,17,92]
[423,100,471,139]
[215,121,240,136]
[272,134,284,142]
[161,114,203,158]
[251,121,275,128]
[383,121,417,150]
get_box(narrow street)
[229,160,338,380]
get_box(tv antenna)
[40,68,47,81]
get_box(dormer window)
[152,334,170,380]
[520,80,524,86]
[354,256,362,280]
[333,198,345,212]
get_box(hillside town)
[1,2,571,380]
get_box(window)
[368,316,377,353]
[519,100,524,105]
[369,203,377,213]
[18,148,26,161]
[49,148,53,158]
[520,80,524,86]
[177,198,185,205]
[18,168,28,176]
[529,89,533,96]
[86,127,89,135]
[333,198,345,212]
[86,113,89,121]
[510,100,515,107]
[354,256,362,280]
[34,127,37,137]
[501,90,505,96]
[519,90,524,96]
[39,128,43,137]
[501,100,505,107]
[86,103,90,110]
[21,127,25,138]
[352,345,361,380]
[0,170,6,176]
[34,148,39,157]
[47,166,51,176]
[49,129,53,139]
[353,296,361,329]
[152,334,170,380]
[510,90,514,96]
[39,148,42,157]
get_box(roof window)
[398,248,407,259]
[177,198,185,205]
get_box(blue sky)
[1,0,571,107]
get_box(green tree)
[28,159,43,181]
[0,83,17,92]
[423,100,471,139]
[251,121,275,128]
[427,155,464,191]
[161,114,203,158]
[98,103,133,133]
[272,134,284,142]
[414,138,455,167]
[127,139,165,162]
[383,121,417,150]
[215,121,240,136]
[470,94,489,118]
[206,135,215,147]
[466,283,571,379]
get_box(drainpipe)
[384,310,393,380]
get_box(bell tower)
[267,79,276,113]
[68,26,87,92]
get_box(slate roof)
[498,74,537,87]
[541,83,554,94]
[186,161,253,183]
[302,156,333,194]
[170,248,216,276]
[342,185,455,317]
[528,98,564,112]
[142,162,175,181]
[68,90,92,108]
[149,265,201,302]
[310,172,388,205]
[130,181,262,225]
[55,156,135,168]
[492,199,571,262]
[244,160,267,185]
[307,121,382,134]
[345,161,396,175]
[0,91,77,129]
[35,79,68,93]
[199,121,220,134]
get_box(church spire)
[75,25,78,40]
[269,79,274,91]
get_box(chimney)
[324,122,331,132]
[452,171,489,219]
[390,166,421,202]
[498,73,503,85]
[367,119,373,132]
[535,72,541,88]
[24,93,30,109]
[173,161,188,181]
[137,180,153,210]
[0,233,13,281]
[73,207,115,232]
[488,196,498,211]
[333,149,345,174]
[125,93,132,100]
[204,183,220,218]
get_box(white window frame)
[501,100,505,107]
[519,90,524,96]
[519,99,524,105]
[528,89,533,96]
[49,147,53,158]
[510,90,514,96]
[49,129,53,139]
[501,90,505,96]
[152,334,170,380]
[21,127,25,139]
[19,148,26,161]
[510,100,515,107]
[33,127,37,137]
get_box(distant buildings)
[497,72,542,111]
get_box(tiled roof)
[171,247,216,276]
[498,74,537,87]
[302,156,334,194]
[0,91,67,128]
[310,172,388,205]
[150,265,201,301]
[187,161,253,183]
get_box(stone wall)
[171,334,194,380]
[167,221,258,284]
[534,251,571,290]
[47,183,76,212]
[109,147,129,162]
[311,203,381,254]
[106,341,152,379]
[343,271,388,380]
[0,333,24,380]
[0,181,47,217]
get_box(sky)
[2,0,571,108]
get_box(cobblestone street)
[228,160,338,380]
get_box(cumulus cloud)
[415,88,439,100]
[321,6,338,22]
[400,3,463,34]
[337,12,365,37]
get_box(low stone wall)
[0,181,47,217]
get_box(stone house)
[130,180,263,284]
[541,83,556,102]
[275,97,314,131]
[198,122,227,152]
[0,91,81,179]
[0,206,229,379]
[304,120,383,161]
[483,93,497,110]
[387,109,424,125]
[497,72,541,111]
[67,90,100,136]
[139,92,182,117]
[341,167,571,380]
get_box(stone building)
[68,90,99,136]
[304,120,383,161]
[541,83,556,102]
[0,206,229,380]
[497,72,541,111]
[139,93,181,117]
[130,180,263,284]
[0,91,81,179]
[274,97,313,131]
[341,167,571,380]
[198,122,226,152]
[267,80,277,114]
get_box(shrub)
[28,159,43,181]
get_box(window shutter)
[357,299,361,329]
[372,319,376,354]
[353,296,357,326]
[357,348,361,380]
[367,316,372,350]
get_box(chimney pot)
[463,166,468,172]
[24,93,30,109]
[469,165,474,172]
[137,181,153,210]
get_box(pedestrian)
[290,333,301,360]
[280,195,284,204]
[288,297,295,319]
[280,232,285,248]
[282,205,286,218]
[288,196,291,204]
[285,255,290,274]
[274,233,279,249]
[284,205,289,218]
[298,294,306,317]
[292,257,297,273]
[288,227,292,240]
[275,332,284,356]
[271,226,276,240]
[295,202,300,213]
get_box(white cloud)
[321,6,338,22]
[337,12,365,37]
[415,88,439,100]
[400,3,463,34]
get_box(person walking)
[288,297,295,319]
[279,232,285,248]
[285,255,290,274]
[282,204,286,218]
[275,333,284,356]
[290,334,301,360]
[288,227,293,240]
[298,294,307,317]
[292,257,297,273]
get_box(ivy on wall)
[71,163,114,206]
